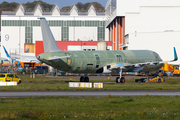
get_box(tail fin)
[39,17,61,53]
[173,47,178,61]
[3,46,13,64]
[3,46,11,58]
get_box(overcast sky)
[2,0,107,8]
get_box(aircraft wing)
[109,47,178,72]
[11,55,37,59]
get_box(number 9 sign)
[5,34,9,41]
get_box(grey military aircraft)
[37,18,178,83]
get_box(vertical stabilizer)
[3,46,13,64]
[3,46,10,58]
[40,17,61,53]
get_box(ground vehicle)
[161,63,173,76]
[135,76,165,83]
[0,73,21,84]
[31,66,48,74]
[148,77,165,83]
[172,65,180,76]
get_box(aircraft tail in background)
[39,17,62,53]
[3,46,13,64]
[3,46,11,58]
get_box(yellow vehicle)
[148,77,165,83]
[0,73,21,84]
[135,77,165,83]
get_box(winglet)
[3,46,10,58]
[173,47,178,61]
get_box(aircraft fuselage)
[38,50,163,74]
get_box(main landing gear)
[116,77,125,83]
[116,69,125,83]
[80,74,89,82]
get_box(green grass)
[0,81,180,91]
[19,74,119,83]
[1,75,180,119]
[1,96,180,119]
[0,75,180,91]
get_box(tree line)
[0,1,105,30]
[0,1,104,13]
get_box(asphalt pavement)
[0,90,180,98]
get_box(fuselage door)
[86,64,93,72]
[116,55,122,62]
[95,54,100,68]
[65,53,71,66]
[153,52,159,62]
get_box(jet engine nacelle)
[96,65,111,74]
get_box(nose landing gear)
[116,68,125,83]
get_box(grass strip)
[0,82,180,91]
[0,96,180,119]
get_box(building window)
[63,21,67,27]
[25,21,33,44]
[98,26,105,41]
[61,27,69,41]
[81,21,84,26]
[2,20,105,42]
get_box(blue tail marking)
[3,46,10,58]
[174,47,178,61]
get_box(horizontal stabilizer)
[159,47,178,63]
[48,56,71,61]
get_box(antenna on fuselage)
[39,17,62,53]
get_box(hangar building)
[1,4,111,58]
[105,0,180,64]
